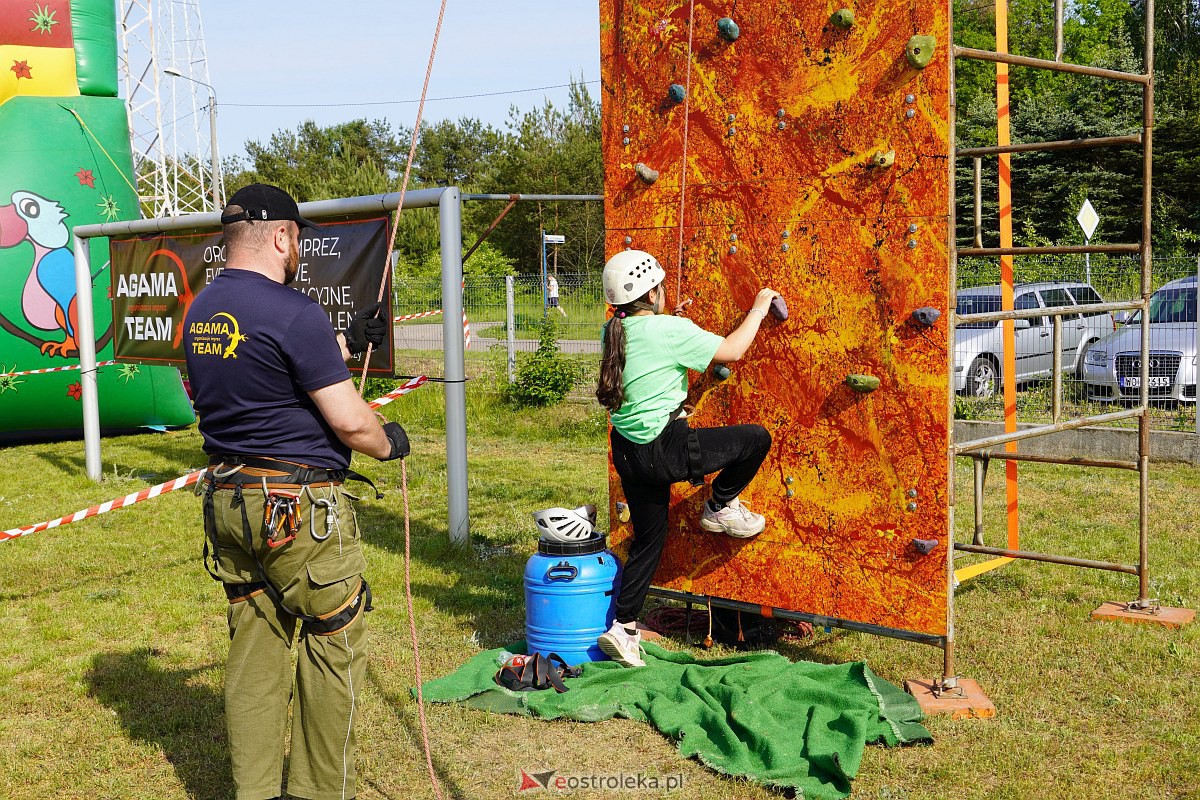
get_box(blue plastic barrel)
[524,534,620,666]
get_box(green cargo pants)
[204,479,367,800]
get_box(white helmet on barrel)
[602,250,665,305]
[533,505,598,542]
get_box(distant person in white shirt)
[547,274,567,318]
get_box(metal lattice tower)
[118,0,220,217]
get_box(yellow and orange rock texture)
[602,1,951,636]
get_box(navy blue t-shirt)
[183,268,352,468]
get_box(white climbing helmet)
[532,505,598,543]
[602,250,665,306]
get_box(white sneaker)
[598,622,646,667]
[700,497,765,538]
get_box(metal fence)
[391,271,604,400]
[954,254,1199,431]
[392,256,1198,431]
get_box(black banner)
[109,216,394,375]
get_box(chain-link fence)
[391,271,604,401]
[954,254,1199,431]
[393,256,1198,431]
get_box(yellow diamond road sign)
[1077,199,1099,241]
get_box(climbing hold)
[846,374,880,393]
[912,306,941,327]
[669,84,686,103]
[830,8,855,29]
[616,502,631,523]
[870,150,896,168]
[905,35,936,69]
[769,296,789,321]
[634,162,659,184]
[717,17,740,42]
[713,364,731,381]
[912,538,939,555]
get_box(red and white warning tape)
[1,375,429,543]
[1,470,206,542]
[366,374,428,410]
[0,360,118,378]
[392,308,472,348]
[393,309,443,322]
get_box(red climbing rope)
[674,0,697,301]
[351,2,449,798]
[359,0,452,392]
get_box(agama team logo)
[187,311,248,359]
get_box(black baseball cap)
[221,183,319,230]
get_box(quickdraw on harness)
[201,454,380,636]
[493,652,582,693]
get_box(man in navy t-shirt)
[184,183,405,800]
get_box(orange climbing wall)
[601,1,951,636]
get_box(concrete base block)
[1091,601,1195,629]
[905,678,996,719]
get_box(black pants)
[610,420,771,622]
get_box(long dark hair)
[596,293,657,412]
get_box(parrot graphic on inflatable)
[0,190,79,357]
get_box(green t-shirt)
[607,314,724,444]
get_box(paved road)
[394,321,601,354]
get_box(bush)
[505,317,577,408]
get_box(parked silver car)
[1081,275,1198,404]
[955,282,1114,398]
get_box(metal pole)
[972,455,985,545]
[439,187,469,545]
[1052,315,1063,423]
[208,97,222,211]
[1195,252,1198,439]
[505,275,516,383]
[1054,0,1064,62]
[1084,234,1092,285]
[540,230,548,315]
[953,543,1139,575]
[973,157,983,248]
[1136,0,1155,607]
[73,234,102,480]
[944,0,959,688]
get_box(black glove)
[344,302,387,356]
[380,421,410,461]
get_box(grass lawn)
[1,387,1198,799]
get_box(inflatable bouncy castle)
[0,0,194,441]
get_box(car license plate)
[1120,376,1171,389]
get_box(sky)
[198,1,603,163]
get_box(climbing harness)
[493,652,582,693]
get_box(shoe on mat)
[700,497,765,538]
[598,622,646,667]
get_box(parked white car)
[1081,275,1198,404]
[955,282,1114,398]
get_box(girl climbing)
[596,249,779,667]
